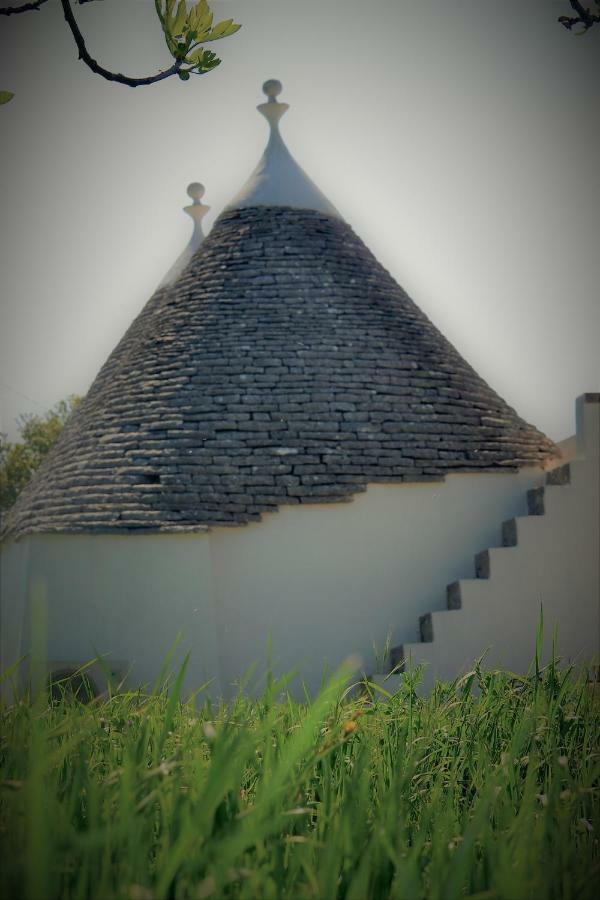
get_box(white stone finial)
[257,77,289,128]
[184,181,210,225]
[187,182,206,202]
[158,182,210,287]
[262,79,283,102]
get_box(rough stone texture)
[546,463,570,486]
[3,206,558,540]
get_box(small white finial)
[187,182,206,202]
[257,78,289,129]
[158,183,211,286]
[262,79,283,102]
[184,182,210,230]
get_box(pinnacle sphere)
[262,79,283,99]
[187,182,205,201]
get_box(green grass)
[1,656,599,900]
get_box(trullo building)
[1,81,598,697]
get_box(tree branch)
[558,0,600,31]
[0,1,49,15]
[60,0,185,87]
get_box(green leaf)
[222,21,241,38]
[173,0,188,35]
[193,0,213,33]
[188,1,201,29]
[178,70,191,80]
[186,46,206,64]
[213,17,235,37]
[0,91,14,106]
[186,45,221,71]
[164,0,176,28]
[199,54,221,72]
[205,18,242,41]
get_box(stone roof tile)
[3,206,558,540]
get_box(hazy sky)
[1,0,598,442]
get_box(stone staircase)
[368,393,600,695]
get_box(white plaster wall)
[0,537,31,686]
[0,533,221,698]
[1,467,548,699]
[209,468,546,695]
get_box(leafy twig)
[59,0,186,87]
[558,0,600,32]
[2,1,241,91]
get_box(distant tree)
[558,0,600,32]
[0,396,81,511]
[0,0,242,104]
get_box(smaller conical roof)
[225,79,340,218]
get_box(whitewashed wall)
[210,469,549,694]
[1,465,551,698]
[0,534,221,697]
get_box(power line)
[0,382,50,412]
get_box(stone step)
[474,548,491,579]
[527,486,545,516]
[502,517,518,546]
[388,643,432,674]
[475,544,522,582]
[447,580,462,609]
[423,606,477,647]
[389,644,407,673]
[446,579,490,613]
[420,612,434,642]
[389,642,433,677]
[446,579,483,611]
[546,462,570,486]
[446,578,487,618]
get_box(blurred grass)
[1,654,599,900]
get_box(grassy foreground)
[1,658,599,900]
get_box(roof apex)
[224,79,341,219]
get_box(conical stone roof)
[3,85,558,541]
